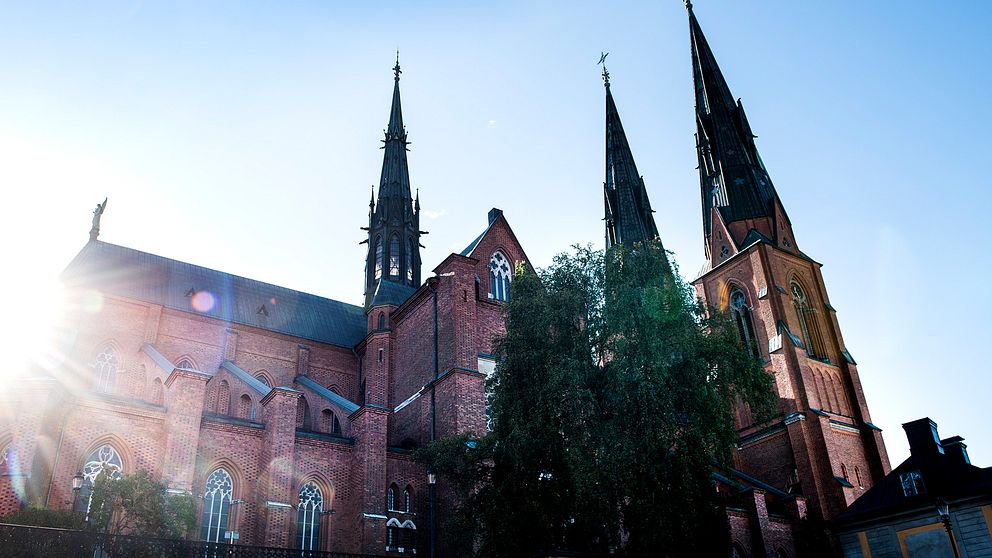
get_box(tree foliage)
[87,470,196,538]
[0,506,87,530]
[419,242,773,557]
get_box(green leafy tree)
[87,469,196,539]
[419,242,773,557]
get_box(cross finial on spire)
[393,50,402,81]
[598,52,610,88]
[684,0,693,11]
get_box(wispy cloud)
[487,120,497,128]
[423,209,447,220]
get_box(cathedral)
[0,5,889,557]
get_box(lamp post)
[71,472,84,513]
[427,469,437,558]
[935,497,962,558]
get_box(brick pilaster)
[161,368,210,490]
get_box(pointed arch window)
[321,409,341,435]
[150,378,164,406]
[297,397,311,430]
[93,344,119,393]
[175,357,195,370]
[296,481,323,551]
[403,486,412,513]
[217,381,231,415]
[374,237,383,280]
[200,468,233,543]
[389,235,401,278]
[0,442,10,473]
[77,445,123,513]
[407,239,416,285]
[729,288,760,359]
[790,281,827,359]
[387,484,397,511]
[239,394,252,420]
[489,252,512,301]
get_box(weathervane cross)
[598,51,610,87]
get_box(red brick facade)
[695,202,891,555]
[0,210,527,556]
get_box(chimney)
[941,436,971,465]
[903,418,944,458]
[488,208,503,225]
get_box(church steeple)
[689,4,796,263]
[602,65,661,250]
[364,54,422,307]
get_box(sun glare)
[0,262,67,391]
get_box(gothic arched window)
[403,486,412,513]
[389,235,401,278]
[729,288,760,359]
[176,357,195,370]
[217,381,231,415]
[0,443,9,472]
[407,239,416,285]
[790,281,826,359]
[387,484,397,511]
[297,396,311,430]
[78,444,123,513]
[93,344,119,393]
[150,378,164,406]
[489,252,512,301]
[200,468,233,543]
[254,372,272,388]
[321,409,341,435]
[296,481,323,550]
[239,394,252,420]
[374,236,383,280]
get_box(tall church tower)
[364,56,423,306]
[686,4,890,520]
[602,66,662,250]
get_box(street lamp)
[71,472,84,512]
[935,497,961,558]
[427,469,437,558]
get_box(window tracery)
[489,251,512,301]
[78,444,123,513]
[729,287,759,359]
[93,344,119,393]
[790,281,827,359]
[374,237,383,280]
[296,481,323,550]
[201,468,233,543]
[389,235,400,278]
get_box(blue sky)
[1,1,989,467]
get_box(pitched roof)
[834,450,992,524]
[62,241,367,348]
[368,278,418,308]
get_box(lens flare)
[191,291,216,313]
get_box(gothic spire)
[603,72,661,249]
[364,55,422,307]
[689,5,791,257]
[379,51,411,203]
